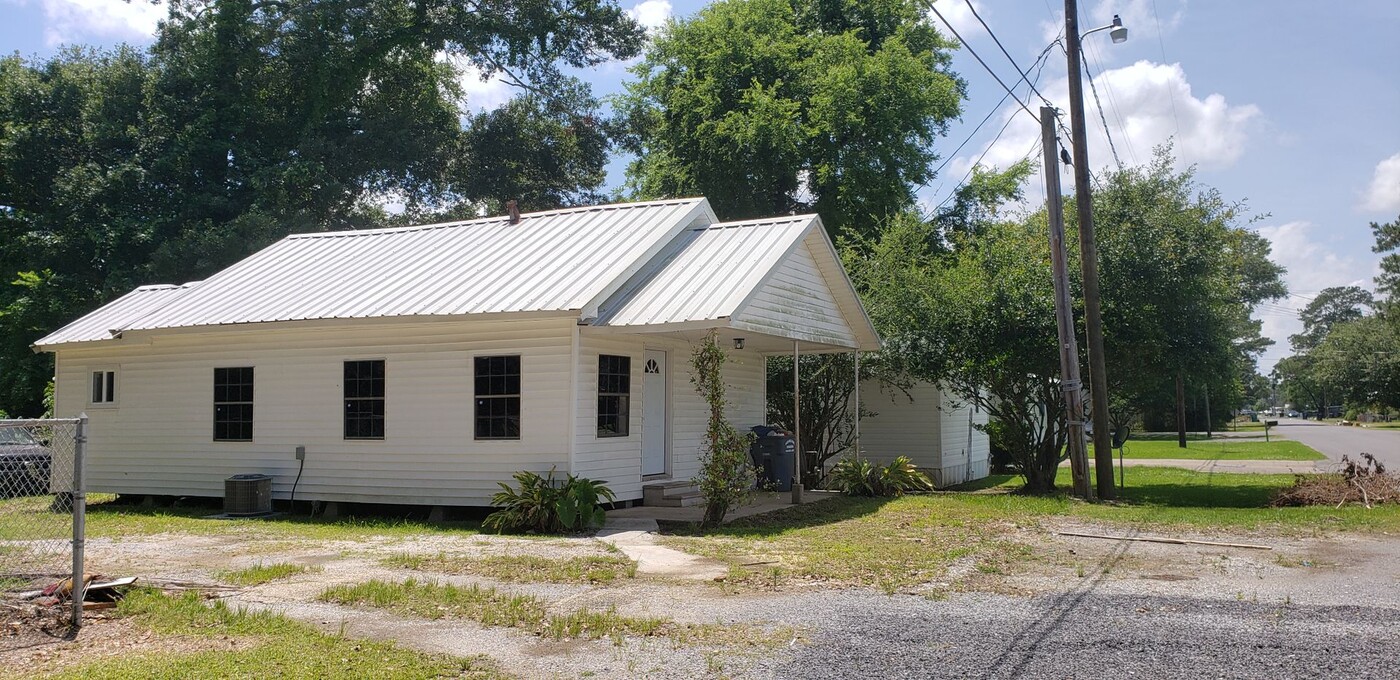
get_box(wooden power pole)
[1041,106,1093,501]
[1064,0,1116,499]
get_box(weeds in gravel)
[381,553,636,583]
[41,589,506,679]
[217,562,318,586]
[319,578,794,648]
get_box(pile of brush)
[1272,453,1400,508]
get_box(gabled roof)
[595,215,816,327]
[34,197,880,352]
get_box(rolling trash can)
[749,426,796,492]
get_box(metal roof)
[97,199,709,336]
[595,215,816,327]
[33,197,881,351]
[33,283,199,346]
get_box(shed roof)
[34,283,199,347]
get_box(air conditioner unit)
[224,474,273,516]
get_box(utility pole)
[1065,0,1115,499]
[1041,107,1093,500]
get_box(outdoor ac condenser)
[224,473,273,516]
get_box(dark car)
[0,427,51,498]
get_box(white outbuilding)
[34,198,880,507]
[857,380,990,488]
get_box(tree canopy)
[0,0,643,415]
[614,0,964,238]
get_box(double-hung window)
[597,355,630,437]
[213,367,254,442]
[344,360,385,439]
[474,356,520,440]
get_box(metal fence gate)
[0,416,86,625]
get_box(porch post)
[853,351,860,461]
[792,340,803,503]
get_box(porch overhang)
[581,319,873,355]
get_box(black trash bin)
[750,426,796,492]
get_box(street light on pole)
[1064,2,1126,500]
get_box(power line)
[1079,50,1124,170]
[925,37,1059,214]
[962,0,1053,108]
[925,1,1040,125]
[1082,38,1140,166]
[925,40,1061,187]
[1149,0,1182,136]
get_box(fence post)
[71,413,87,628]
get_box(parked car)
[0,427,51,498]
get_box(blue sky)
[2,0,1398,373]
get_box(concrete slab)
[595,518,727,580]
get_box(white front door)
[641,349,668,476]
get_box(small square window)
[90,370,117,404]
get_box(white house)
[34,198,880,507]
[858,380,990,488]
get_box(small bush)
[827,456,933,497]
[483,468,615,534]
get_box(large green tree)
[0,0,644,416]
[614,0,964,238]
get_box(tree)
[1373,214,1400,318]
[1289,286,1373,351]
[852,212,1070,493]
[1087,149,1285,440]
[0,0,644,416]
[614,0,964,238]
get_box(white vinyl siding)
[53,318,574,506]
[731,234,857,348]
[857,380,990,488]
[573,334,767,500]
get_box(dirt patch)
[0,607,256,677]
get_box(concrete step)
[644,490,705,507]
[642,480,702,506]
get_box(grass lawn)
[658,466,1400,592]
[39,589,505,679]
[0,494,485,542]
[1119,439,1325,461]
[217,562,319,586]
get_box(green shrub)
[827,456,933,497]
[690,332,758,527]
[484,468,615,534]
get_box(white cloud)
[948,60,1259,183]
[19,0,165,47]
[1360,152,1400,213]
[627,0,671,33]
[436,53,515,114]
[929,0,984,41]
[1253,220,1374,372]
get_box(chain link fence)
[0,417,85,624]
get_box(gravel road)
[779,591,1399,679]
[1274,418,1400,469]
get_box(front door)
[642,349,667,476]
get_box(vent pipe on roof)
[506,200,520,225]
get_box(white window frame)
[88,367,118,408]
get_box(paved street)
[1273,419,1400,469]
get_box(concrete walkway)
[595,518,727,581]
